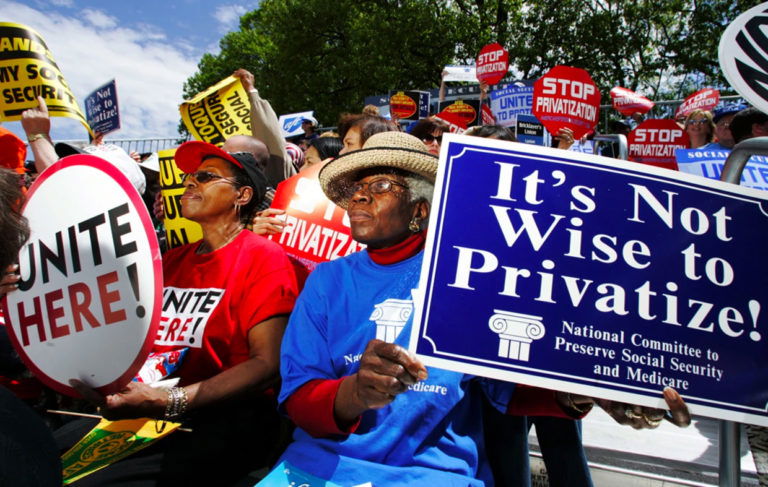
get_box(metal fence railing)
[54,137,189,155]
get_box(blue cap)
[713,103,749,123]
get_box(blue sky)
[0,0,260,141]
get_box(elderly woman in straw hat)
[271,131,690,486]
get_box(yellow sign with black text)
[158,148,203,249]
[0,22,91,135]
[179,76,251,146]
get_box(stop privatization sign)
[1,155,162,396]
[628,119,689,170]
[476,43,509,85]
[533,65,601,140]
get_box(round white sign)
[719,3,768,113]
[1,155,162,396]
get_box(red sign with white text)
[268,163,365,275]
[1,155,162,397]
[627,119,689,170]
[533,65,601,140]
[610,87,655,116]
[675,88,720,118]
[476,43,509,85]
[435,110,468,133]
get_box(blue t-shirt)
[277,251,515,486]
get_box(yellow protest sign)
[158,148,203,249]
[0,22,91,135]
[179,76,251,146]
[61,417,180,484]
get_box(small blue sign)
[515,114,548,146]
[411,135,768,426]
[279,110,314,138]
[84,79,120,135]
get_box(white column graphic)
[488,309,545,361]
[369,299,413,342]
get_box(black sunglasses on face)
[182,171,237,185]
[422,134,443,144]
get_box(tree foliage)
[182,0,755,130]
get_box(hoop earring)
[409,218,420,233]
[234,202,241,215]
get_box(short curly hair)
[0,168,29,270]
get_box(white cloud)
[80,9,119,29]
[49,0,73,6]
[0,1,199,141]
[213,4,247,33]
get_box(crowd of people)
[2,64,768,486]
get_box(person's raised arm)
[21,96,57,173]
[233,68,295,187]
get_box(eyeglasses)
[716,120,731,128]
[686,119,709,126]
[344,177,409,199]
[422,134,443,144]
[182,171,237,185]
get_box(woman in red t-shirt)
[66,141,298,485]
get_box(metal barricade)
[717,136,768,486]
[591,134,628,160]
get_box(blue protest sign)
[410,134,768,426]
[676,148,768,192]
[490,85,534,127]
[84,79,120,135]
[515,114,548,146]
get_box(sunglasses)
[686,119,709,126]
[344,177,409,200]
[182,171,237,185]
[421,134,443,144]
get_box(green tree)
[181,0,753,132]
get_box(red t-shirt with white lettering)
[155,231,297,386]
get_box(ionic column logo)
[369,299,413,342]
[488,310,545,361]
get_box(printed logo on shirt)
[155,287,225,348]
[369,298,413,342]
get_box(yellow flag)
[179,76,251,146]
[0,22,92,136]
[61,417,180,484]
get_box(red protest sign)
[675,88,720,118]
[610,87,655,116]
[435,110,468,133]
[1,155,162,396]
[267,163,365,274]
[476,43,509,85]
[627,119,689,170]
[533,65,601,140]
[389,91,418,119]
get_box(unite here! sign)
[2,155,162,396]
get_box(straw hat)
[319,131,438,208]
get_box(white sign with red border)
[719,2,768,114]
[1,155,162,396]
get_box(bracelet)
[26,133,49,143]
[164,387,189,420]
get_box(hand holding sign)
[21,96,50,137]
[595,387,691,429]
[70,379,167,420]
